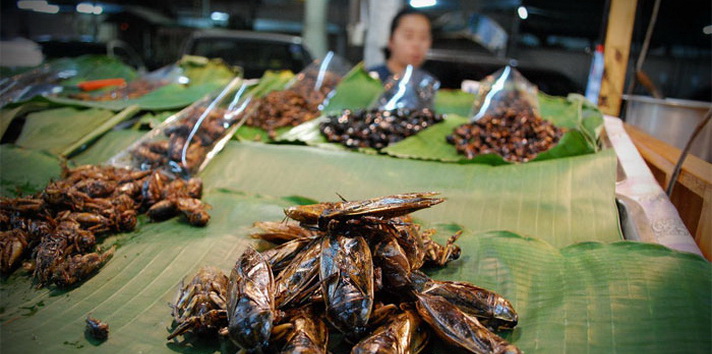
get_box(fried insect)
[272,306,329,353]
[410,271,518,331]
[414,292,522,354]
[0,229,29,274]
[1,163,210,288]
[51,246,114,288]
[273,238,322,308]
[85,316,109,341]
[168,266,229,340]
[168,192,520,353]
[320,234,374,340]
[260,238,313,274]
[352,307,428,354]
[284,192,444,230]
[373,229,412,289]
[227,247,276,352]
[250,221,317,244]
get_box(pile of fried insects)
[0,164,210,289]
[168,192,521,353]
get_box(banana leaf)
[9,105,140,158]
[0,190,708,353]
[197,141,620,246]
[70,129,144,166]
[0,101,53,139]
[63,129,623,246]
[0,144,62,197]
[11,123,617,247]
[51,55,138,86]
[13,107,115,154]
[132,110,177,130]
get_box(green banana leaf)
[0,101,53,139]
[433,89,476,117]
[51,55,138,86]
[132,110,177,130]
[197,141,621,247]
[0,144,62,197]
[3,125,620,247]
[9,105,140,158]
[70,130,144,166]
[0,190,708,353]
[14,107,115,154]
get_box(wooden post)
[598,0,638,117]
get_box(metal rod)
[666,108,712,196]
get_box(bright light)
[76,2,103,15]
[410,0,437,8]
[17,0,45,10]
[210,11,229,21]
[34,3,58,13]
[517,6,528,20]
[76,2,93,13]
[18,0,59,14]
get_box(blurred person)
[368,8,433,82]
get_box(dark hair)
[383,7,432,59]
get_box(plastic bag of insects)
[108,77,254,178]
[286,51,351,108]
[470,65,539,121]
[0,63,77,107]
[242,51,351,137]
[371,65,440,111]
[69,64,187,102]
[448,66,564,163]
[319,66,444,150]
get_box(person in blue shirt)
[368,8,433,83]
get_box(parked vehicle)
[423,48,582,96]
[181,29,313,79]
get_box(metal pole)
[303,0,329,58]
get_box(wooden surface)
[599,0,638,117]
[624,123,712,261]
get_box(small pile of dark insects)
[129,105,229,176]
[447,91,564,163]
[0,164,210,289]
[167,192,521,354]
[320,108,444,150]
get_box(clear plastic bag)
[470,65,539,121]
[318,65,443,150]
[243,51,351,136]
[0,64,76,107]
[448,66,564,163]
[71,64,187,101]
[372,65,440,111]
[286,51,351,109]
[108,77,252,178]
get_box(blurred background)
[0,0,710,100]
